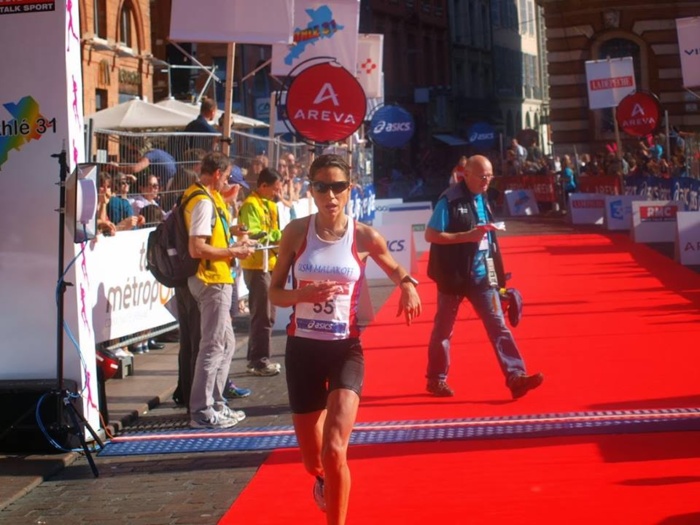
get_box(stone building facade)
[536,0,700,155]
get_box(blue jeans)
[426,280,526,386]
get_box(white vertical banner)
[356,33,383,99]
[170,0,294,44]
[271,0,360,76]
[675,17,700,89]
[585,57,636,109]
[0,0,98,427]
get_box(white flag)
[676,17,700,89]
[170,0,294,44]
[271,0,360,76]
[356,34,383,99]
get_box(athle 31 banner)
[271,0,360,77]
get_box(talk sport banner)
[271,0,360,77]
[0,0,100,427]
[585,57,636,110]
[675,16,700,89]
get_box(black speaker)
[0,379,82,454]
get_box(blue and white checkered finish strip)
[98,408,700,457]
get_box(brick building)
[80,0,155,116]
[536,0,700,155]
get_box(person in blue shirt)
[560,154,577,201]
[423,155,543,399]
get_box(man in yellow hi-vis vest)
[238,168,284,376]
[183,152,255,429]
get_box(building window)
[95,89,108,111]
[119,3,134,48]
[93,0,107,38]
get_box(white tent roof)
[155,98,269,129]
[86,98,192,130]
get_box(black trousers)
[243,269,276,368]
[175,284,202,407]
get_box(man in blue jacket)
[424,155,543,399]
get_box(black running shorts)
[285,336,364,414]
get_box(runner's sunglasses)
[311,181,351,194]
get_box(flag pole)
[222,42,236,158]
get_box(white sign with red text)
[631,200,683,243]
[568,193,606,225]
[585,57,636,109]
[675,211,700,265]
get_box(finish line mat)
[98,407,700,457]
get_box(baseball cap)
[228,165,249,189]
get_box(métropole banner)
[356,33,383,99]
[675,16,700,89]
[170,0,293,44]
[271,0,360,76]
[0,1,98,426]
[585,57,636,109]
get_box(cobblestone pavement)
[2,215,687,524]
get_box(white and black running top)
[289,215,364,341]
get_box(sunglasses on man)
[311,181,350,194]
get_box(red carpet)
[220,233,700,524]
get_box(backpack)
[146,188,212,288]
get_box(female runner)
[269,154,421,525]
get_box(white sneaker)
[246,362,281,376]
[189,412,239,429]
[218,406,246,423]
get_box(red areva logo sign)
[616,92,661,137]
[286,62,366,143]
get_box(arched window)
[119,2,134,48]
[592,34,647,137]
[93,0,107,38]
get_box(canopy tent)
[155,98,269,129]
[87,99,192,130]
